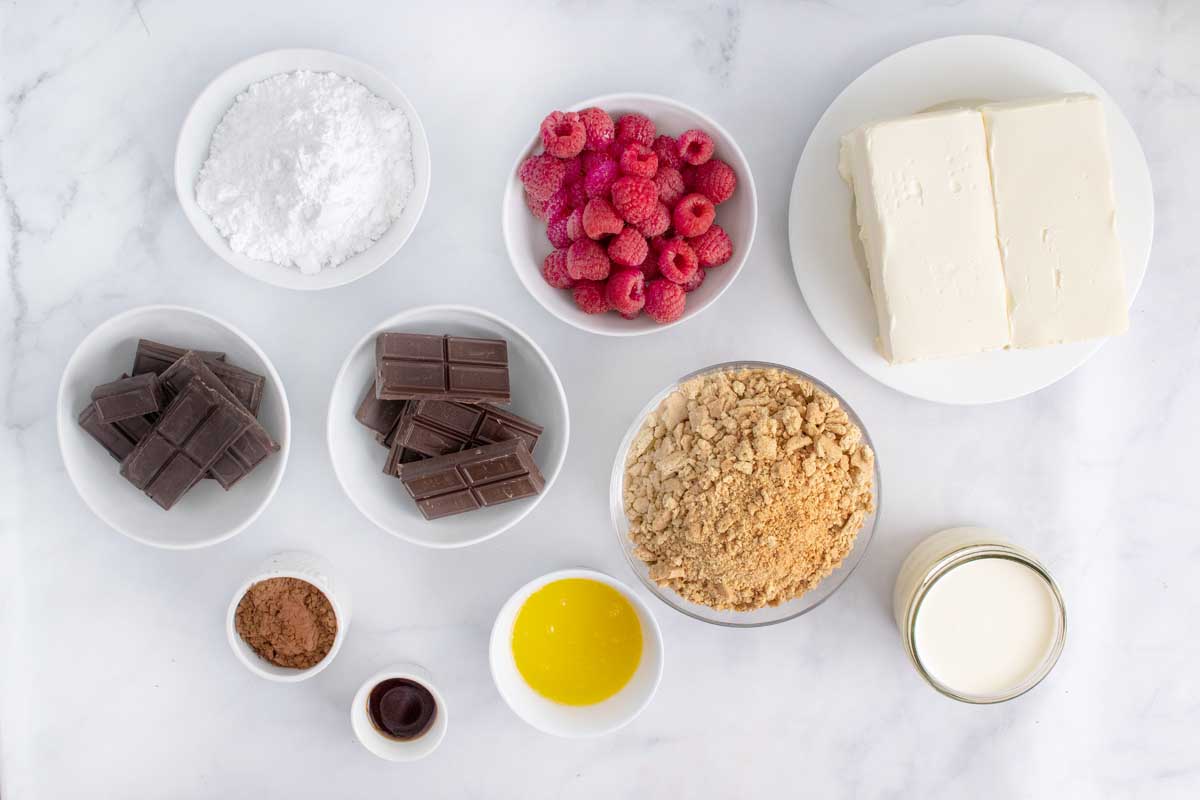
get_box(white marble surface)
[2,1,1198,797]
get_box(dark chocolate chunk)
[397,439,544,520]
[131,339,225,375]
[374,333,509,404]
[79,402,152,461]
[133,339,264,415]
[391,399,542,461]
[354,379,408,446]
[90,373,163,424]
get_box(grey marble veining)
[2,0,1198,797]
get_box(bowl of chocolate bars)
[58,305,290,549]
[327,305,569,549]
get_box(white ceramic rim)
[173,48,432,291]
[56,304,291,550]
[225,569,348,683]
[502,92,758,337]
[488,568,665,738]
[787,34,1155,405]
[325,304,570,549]
[350,663,448,761]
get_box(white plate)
[788,35,1154,404]
[175,49,432,291]
[327,305,569,549]
[57,305,290,549]
[488,569,664,738]
[503,93,757,336]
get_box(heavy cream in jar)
[893,527,1066,703]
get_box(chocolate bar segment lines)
[119,378,252,510]
[78,402,154,462]
[354,379,408,447]
[392,399,542,460]
[398,439,544,520]
[134,339,263,414]
[131,339,225,375]
[375,333,510,403]
[90,373,163,424]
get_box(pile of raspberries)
[519,108,737,324]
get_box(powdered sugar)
[196,70,414,274]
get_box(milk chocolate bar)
[374,333,510,404]
[158,352,279,489]
[78,401,154,461]
[120,376,253,510]
[134,339,264,415]
[398,439,544,520]
[354,380,407,446]
[91,373,163,424]
[391,399,542,461]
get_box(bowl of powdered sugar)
[175,49,431,290]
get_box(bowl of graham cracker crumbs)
[610,362,879,627]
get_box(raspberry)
[652,135,682,170]
[636,202,671,238]
[654,166,686,206]
[678,129,715,166]
[566,238,611,281]
[615,113,656,147]
[582,197,624,239]
[546,215,571,248]
[657,237,699,284]
[618,143,658,178]
[578,107,615,152]
[644,279,686,324]
[692,159,737,204]
[689,224,733,267]
[584,158,620,200]
[542,249,574,289]
[607,228,649,267]
[680,266,706,293]
[545,183,582,222]
[605,268,646,315]
[540,111,586,158]
[525,191,549,221]
[572,280,611,314]
[565,207,585,241]
[610,176,658,225]
[519,154,568,201]
[672,193,716,237]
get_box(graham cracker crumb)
[623,368,875,611]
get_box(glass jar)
[892,527,1067,704]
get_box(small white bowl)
[327,305,570,549]
[502,93,758,336]
[175,49,432,291]
[57,305,290,549]
[226,551,351,682]
[351,663,448,761]
[489,569,664,738]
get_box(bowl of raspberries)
[504,94,757,335]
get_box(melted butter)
[511,578,642,706]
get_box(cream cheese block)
[839,109,1011,363]
[980,94,1129,347]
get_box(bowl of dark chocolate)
[369,678,437,740]
[326,305,569,549]
[57,305,290,549]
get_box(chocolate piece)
[367,678,437,741]
[158,352,279,490]
[119,377,253,510]
[90,373,163,424]
[398,439,544,520]
[134,339,264,415]
[131,339,225,375]
[383,438,426,477]
[391,399,542,460]
[374,333,510,404]
[354,380,407,445]
[78,402,154,461]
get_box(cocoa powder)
[235,577,338,669]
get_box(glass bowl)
[608,361,881,627]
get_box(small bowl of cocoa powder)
[226,551,351,681]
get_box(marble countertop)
[3,1,1198,797]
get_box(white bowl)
[327,305,569,549]
[489,569,664,737]
[226,551,351,682]
[351,663,449,761]
[174,48,432,291]
[57,305,290,549]
[502,93,757,336]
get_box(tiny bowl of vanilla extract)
[351,663,448,761]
